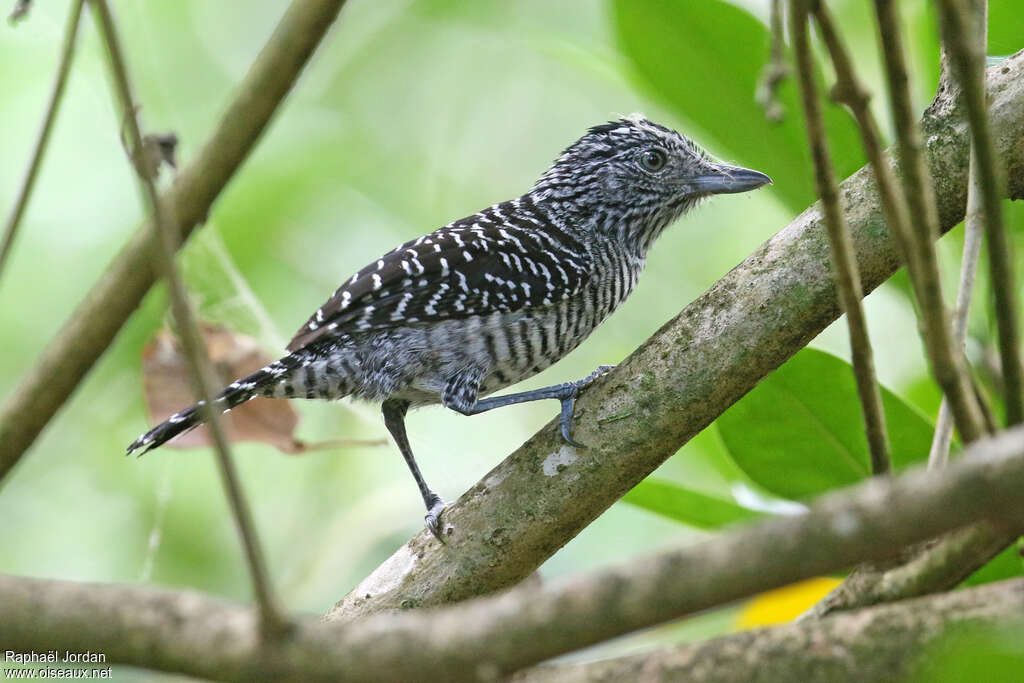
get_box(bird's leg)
[381,398,447,540]
[443,365,616,447]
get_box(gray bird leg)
[443,365,615,447]
[381,399,447,540]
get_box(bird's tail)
[126,351,313,456]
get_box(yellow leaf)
[736,577,842,629]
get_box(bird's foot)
[424,494,449,541]
[558,365,617,447]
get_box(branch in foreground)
[328,52,1024,621]
[807,521,1014,621]
[4,429,1024,681]
[90,0,286,634]
[0,0,349,482]
[791,0,891,474]
[511,578,1024,683]
[0,0,85,282]
[521,579,1024,683]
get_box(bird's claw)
[558,365,617,447]
[559,396,585,447]
[424,495,448,542]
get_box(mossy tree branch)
[328,52,1024,621]
[4,428,1024,680]
[511,579,1024,683]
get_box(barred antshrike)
[128,115,771,538]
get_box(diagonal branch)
[4,428,1024,681]
[327,52,1024,621]
[790,0,890,474]
[0,0,85,283]
[0,0,349,484]
[89,0,286,635]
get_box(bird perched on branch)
[128,115,771,539]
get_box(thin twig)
[929,4,989,469]
[0,0,85,283]
[810,3,919,281]
[928,166,985,468]
[815,2,986,448]
[0,0,349,483]
[804,0,998,619]
[790,0,890,474]
[871,0,987,443]
[89,0,287,636]
[937,0,1024,426]
[756,0,789,121]
[7,0,30,24]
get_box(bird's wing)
[287,209,592,352]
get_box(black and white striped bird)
[128,115,771,538]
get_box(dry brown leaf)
[141,322,384,454]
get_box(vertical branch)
[757,0,789,121]
[813,0,989,459]
[89,0,287,636]
[929,2,989,469]
[0,0,85,282]
[789,0,891,474]
[810,5,919,281]
[937,0,1024,426]
[871,0,986,443]
[928,164,986,467]
[803,2,1013,618]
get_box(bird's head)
[531,114,771,252]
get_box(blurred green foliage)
[989,0,1024,56]
[912,622,1024,682]
[1,0,1022,674]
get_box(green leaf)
[717,348,935,500]
[623,478,765,529]
[989,0,1024,56]
[611,0,863,213]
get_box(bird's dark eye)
[640,148,668,172]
